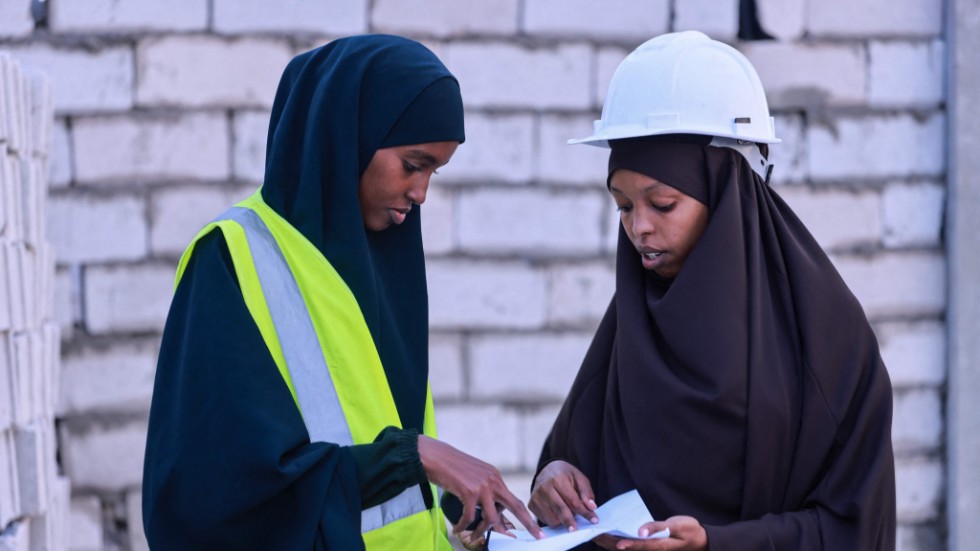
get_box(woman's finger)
[553,474,598,524]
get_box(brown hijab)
[539,137,896,550]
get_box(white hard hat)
[570,31,780,148]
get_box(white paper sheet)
[487,490,669,551]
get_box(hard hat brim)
[568,127,782,148]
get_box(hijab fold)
[540,139,895,550]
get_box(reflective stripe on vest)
[214,206,427,532]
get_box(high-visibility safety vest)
[175,191,453,551]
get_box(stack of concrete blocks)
[0,52,70,551]
[0,0,952,549]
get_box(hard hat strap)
[708,137,773,182]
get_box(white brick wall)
[892,389,943,453]
[832,252,945,319]
[231,110,270,184]
[896,457,943,522]
[434,404,521,470]
[137,36,291,108]
[420,182,455,255]
[674,0,739,41]
[60,419,147,490]
[49,0,206,32]
[83,263,174,335]
[469,333,591,401]
[457,188,606,256]
[807,0,943,37]
[523,0,669,40]
[546,261,615,327]
[537,115,609,186]
[373,0,519,37]
[768,114,806,184]
[428,333,464,401]
[212,0,367,35]
[73,113,230,184]
[427,260,547,329]
[47,193,146,264]
[68,497,103,551]
[869,40,946,107]
[878,320,946,387]
[756,0,805,41]
[437,112,534,184]
[882,182,945,248]
[445,43,592,110]
[808,114,945,180]
[59,340,157,415]
[778,187,881,251]
[149,184,253,257]
[6,45,134,114]
[741,42,867,108]
[0,1,33,37]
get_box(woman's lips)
[389,207,411,225]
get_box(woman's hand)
[417,435,543,539]
[529,460,599,532]
[457,513,515,551]
[593,516,707,550]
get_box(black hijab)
[261,35,465,432]
[539,137,896,550]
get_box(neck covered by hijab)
[540,138,895,549]
[260,35,465,433]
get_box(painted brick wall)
[0,53,70,551]
[1,0,949,549]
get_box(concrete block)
[48,120,70,189]
[436,112,534,184]
[470,333,592,402]
[4,244,26,331]
[0,248,9,332]
[137,36,291,108]
[882,182,945,249]
[434,404,521,471]
[520,405,562,471]
[149,184,254,257]
[876,320,945,388]
[740,42,866,109]
[756,0,805,41]
[83,263,175,335]
[427,259,547,330]
[0,430,21,528]
[231,110,270,183]
[213,0,367,34]
[445,42,591,110]
[6,45,134,114]
[892,388,942,453]
[897,524,943,551]
[0,336,11,429]
[896,457,942,522]
[0,1,33,37]
[14,423,48,516]
[777,186,881,251]
[547,261,615,327]
[595,46,629,107]
[768,113,806,184]
[807,0,942,37]
[45,477,71,551]
[869,40,945,107]
[674,0,739,41]
[52,268,76,342]
[27,74,51,159]
[428,333,464,401]
[0,518,30,551]
[59,339,158,416]
[419,182,454,256]
[73,113,230,184]
[457,188,606,256]
[7,332,31,424]
[830,251,945,319]
[68,496,103,551]
[523,0,669,40]
[1,54,25,155]
[46,193,146,264]
[41,325,59,421]
[373,0,518,37]
[537,114,609,186]
[19,158,42,249]
[60,418,148,491]
[807,114,945,181]
[1,158,16,242]
[126,489,148,551]
[49,0,206,32]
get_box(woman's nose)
[631,213,654,236]
[407,178,428,205]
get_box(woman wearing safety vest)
[141,35,544,550]
[528,32,896,550]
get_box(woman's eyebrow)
[404,150,440,166]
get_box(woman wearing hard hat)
[529,32,896,550]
